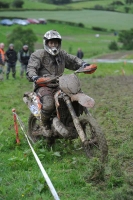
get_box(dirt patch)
[95,51,133,59]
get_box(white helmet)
[43,30,62,56]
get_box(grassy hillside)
[0,64,133,199]
[0,10,132,31]
[2,0,133,13]
[1,22,133,59]
[0,23,120,58]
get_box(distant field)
[0,10,133,30]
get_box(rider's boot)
[40,112,52,137]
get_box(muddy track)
[81,75,133,174]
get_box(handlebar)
[35,64,97,86]
[75,64,97,74]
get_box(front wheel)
[28,114,56,146]
[81,113,108,162]
[28,113,41,143]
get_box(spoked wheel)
[28,113,41,143]
[80,114,108,162]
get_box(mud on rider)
[26,30,90,136]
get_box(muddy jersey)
[27,49,84,81]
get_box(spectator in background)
[76,48,84,59]
[114,31,118,36]
[0,43,5,80]
[5,44,17,79]
[18,45,31,78]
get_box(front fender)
[70,93,95,108]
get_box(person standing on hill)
[76,48,84,59]
[5,44,17,79]
[0,43,6,81]
[18,45,31,78]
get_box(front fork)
[63,95,87,143]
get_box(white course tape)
[14,112,60,200]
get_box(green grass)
[1,64,133,199]
[67,0,116,8]
[73,62,133,77]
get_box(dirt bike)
[23,64,108,162]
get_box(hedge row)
[0,8,81,11]
[47,19,84,28]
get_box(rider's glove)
[32,76,40,82]
[78,63,97,74]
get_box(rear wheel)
[81,114,108,162]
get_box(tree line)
[0,0,133,8]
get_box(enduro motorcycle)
[23,64,108,162]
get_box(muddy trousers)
[6,63,16,79]
[36,86,59,124]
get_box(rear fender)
[71,93,95,108]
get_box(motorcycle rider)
[26,30,90,136]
